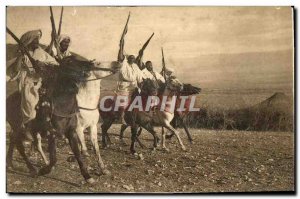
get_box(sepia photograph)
[5,6,294,193]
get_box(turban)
[165,67,174,73]
[19,29,42,47]
[58,34,71,45]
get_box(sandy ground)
[6,126,294,193]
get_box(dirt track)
[6,126,294,193]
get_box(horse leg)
[105,132,112,145]
[140,123,159,151]
[135,127,146,148]
[89,125,110,175]
[166,118,177,140]
[161,127,169,151]
[36,132,49,165]
[66,129,94,183]
[119,124,128,146]
[7,132,16,169]
[15,138,37,177]
[182,121,193,144]
[101,119,113,149]
[77,126,89,157]
[164,124,186,151]
[38,132,57,176]
[130,125,138,154]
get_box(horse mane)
[180,83,201,95]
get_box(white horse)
[76,62,115,175]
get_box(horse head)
[141,78,159,96]
[35,94,57,135]
[166,76,183,93]
[59,55,95,80]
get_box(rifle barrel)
[161,47,167,80]
[121,12,131,37]
[50,6,57,34]
[58,7,64,36]
[142,32,154,50]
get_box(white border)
[1,0,298,198]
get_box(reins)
[81,72,116,82]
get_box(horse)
[6,55,110,184]
[75,62,115,175]
[101,77,187,154]
[119,83,201,145]
[6,90,55,173]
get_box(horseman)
[7,29,59,140]
[47,34,72,60]
[116,54,145,124]
[143,61,165,84]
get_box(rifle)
[161,47,167,81]
[6,27,37,71]
[57,7,64,36]
[136,32,155,67]
[118,12,131,62]
[47,6,57,54]
[140,32,154,52]
[47,6,63,59]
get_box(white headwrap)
[165,67,174,73]
[19,29,42,48]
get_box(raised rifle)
[118,12,131,62]
[47,6,57,54]
[140,32,154,52]
[57,7,64,36]
[161,47,167,81]
[136,32,155,67]
[48,6,63,60]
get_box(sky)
[6,6,294,90]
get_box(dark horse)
[118,83,201,147]
[101,78,187,154]
[7,56,107,184]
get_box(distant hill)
[252,92,293,113]
[235,92,294,131]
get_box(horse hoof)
[131,150,137,155]
[138,153,144,160]
[182,146,187,151]
[120,140,127,146]
[189,140,194,144]
[45,161,50,166]
[86,177,96,184]
[67,156,76,162]
[102,169,111,176]
[162,147,170,152]
[133,152,138,156]
[38,166,51,176]
[82,150,90,157]
[30,168,38,177]
[165,135,172,140]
